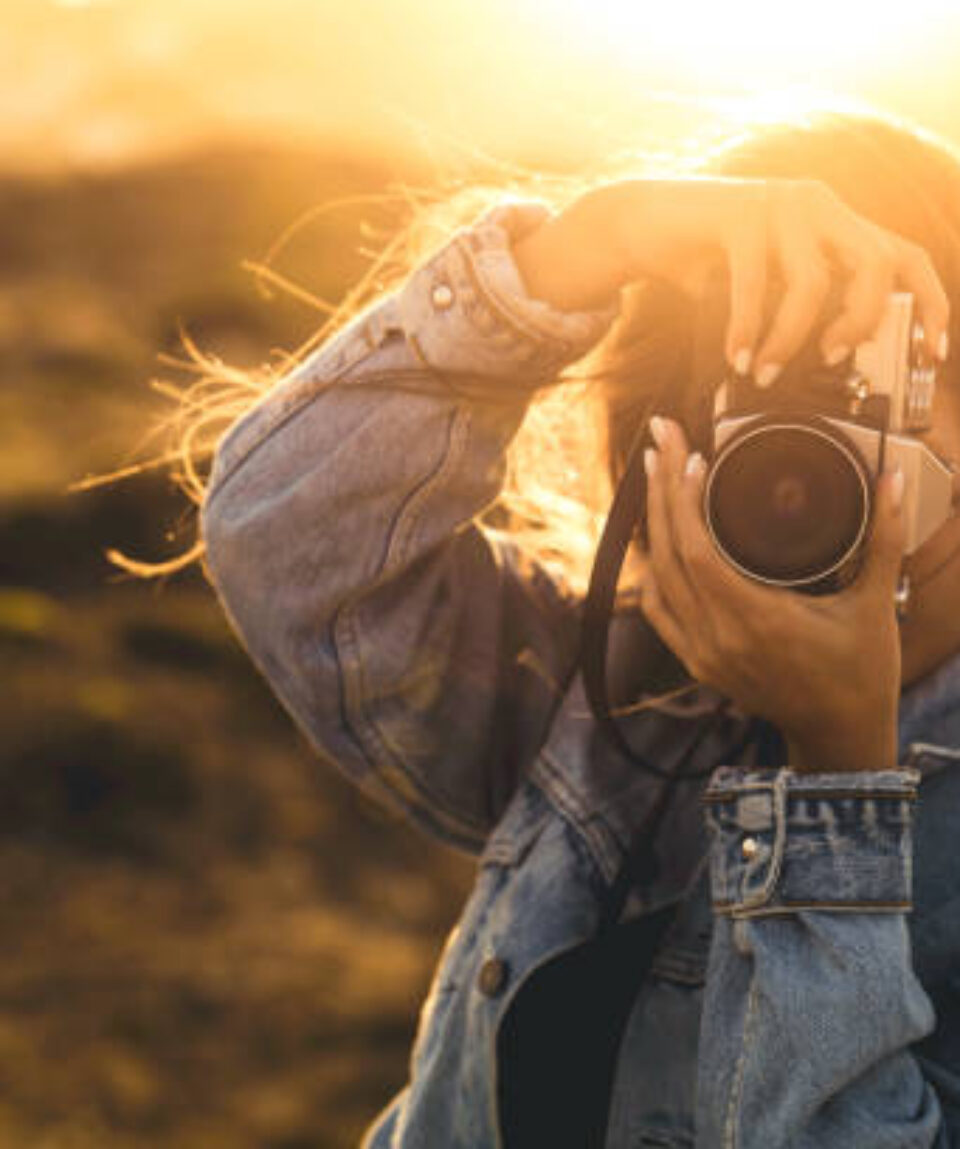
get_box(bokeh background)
[5,2,960,1145]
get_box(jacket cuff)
[394,201,619,387]
[702,767,919,919]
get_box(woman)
[198,109,960,1146]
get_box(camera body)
[580,279,956,749]
[699,293,954,593]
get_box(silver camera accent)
[707,294,953,589]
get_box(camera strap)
[579,415,761,932]
[579,419,675,779]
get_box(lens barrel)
[704,417,872,592]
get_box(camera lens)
[704,421,870,589]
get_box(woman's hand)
[638,417,906,775]
[512,178,950,383]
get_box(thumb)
[859,466,906,596]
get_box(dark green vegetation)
[1,147,473,1147]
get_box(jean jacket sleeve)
[698,765,950,1147]
[200,202,617,852]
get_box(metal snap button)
[478,956,509,997]
[431,282,455,311]
[741,836,759,860]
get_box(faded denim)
[201,202,960,1147]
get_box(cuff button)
[741,836,759,860]
[431,282,455,311]
[478,956,509,997]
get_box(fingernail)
[889,466,904,511]
[939,332,950,362]
[685,452,706,479]
[824,344,850,367]
[756,363,781,389]
[733,348,752,376]
[649,416,668,448]
[644,447,658,477]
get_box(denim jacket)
[200,202,960,1147]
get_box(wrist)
[511,186,628,312]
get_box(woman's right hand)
[512,177,950,386]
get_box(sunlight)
[527,0,960,84]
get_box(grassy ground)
[1,146,474,1148]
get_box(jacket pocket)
[647,861,712,988]
[635,1132,694,1148]
[406,779,551,1078]
[422,779,550,1005]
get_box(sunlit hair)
[101,106,960,592]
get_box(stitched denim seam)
[386,405,470,569]
[455,236,548,349]
[460,223,614,355]
[735,772,787,913]
[333,601,488,846]
[532,750,621,882]
[716,900,914,917]
[649,950,708,985]
[702,788,918,805]
[330,401,494,840]
[725,973,760,1149]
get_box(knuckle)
[873,245,897,280]
[793,178,835,214]
[732,263,766,302]
[684,541,712,577]
[715,625,747,662]
[858,235,897,279]
[740,181,770,222]
[903,245,949,313]
[644,562,663,597]
[900,239,932,276]
[796,259,832,297]
[647,560,669,596]
[639,579,661,611]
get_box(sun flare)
[527,0,960,84]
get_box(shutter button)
[431,282,455,310]
[741,836,759,860]
[478,957,509,997]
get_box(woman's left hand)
[637,417,906,774]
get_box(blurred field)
[1,145,474,1148]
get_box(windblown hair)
[107,106,960,594]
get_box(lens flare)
[524,0,960,85]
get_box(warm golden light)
[6,0,960,172]
[526,0,960,84]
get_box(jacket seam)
[532,750,622,882]
[454,236,551,349]
[333,602,489,845]
[715,899,914,916]
[702,789,918,804]
[332,403,493,841]
[385,405,471,569]
[725,972,759,1149]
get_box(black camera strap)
[579,419,667,776]
[578,417,746,936]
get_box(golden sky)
[7,0,960,169]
